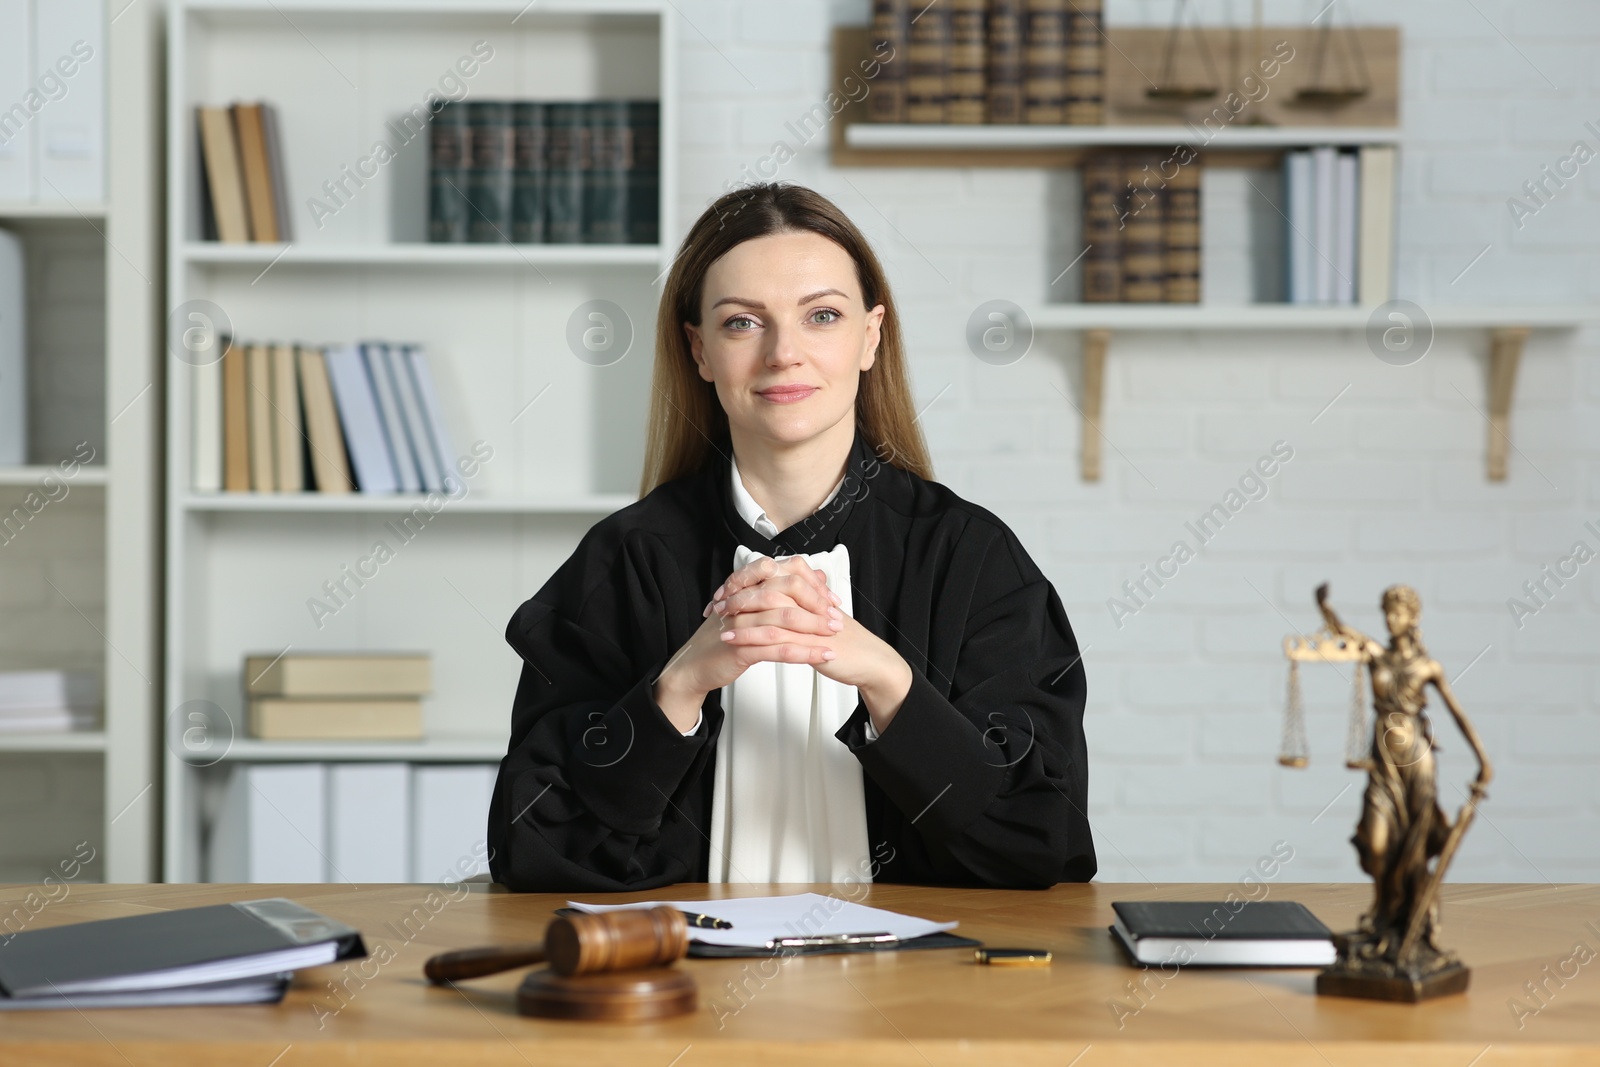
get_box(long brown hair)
[638,182,932,497]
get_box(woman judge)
[488,183,1096,892]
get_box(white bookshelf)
[0,2,163,883]
[163,0,678,881]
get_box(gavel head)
[544,905,689,976]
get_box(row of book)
[429,99,660,245]
[208,761,495,883]
[869,0,1104,125]
[244,654,430,741]
[1284,146,1395,306]
[1082,153,1201,303]
[191,340,459,495]
[0,670,99,734]
[196,102,292,243]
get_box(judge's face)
[684,230,885,451]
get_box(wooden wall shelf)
[1035,309,1597,484]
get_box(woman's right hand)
[651,557,840,731]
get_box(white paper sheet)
[567,892,958,949]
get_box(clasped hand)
[652,556,911,733]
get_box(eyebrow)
[710,288,850,311]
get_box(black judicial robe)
[488,425,1096,891]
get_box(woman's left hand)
[712,565,913,732]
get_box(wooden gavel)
[424,905,690,983]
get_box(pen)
[766,931,897,949]
[678,909,733,930]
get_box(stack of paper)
[569,893,959,950]
[0,670,100,733]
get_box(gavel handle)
[424,943,548,983]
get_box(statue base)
[1315,931,1470,1003]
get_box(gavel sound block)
[424,905,697,1022]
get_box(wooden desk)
[2,881,1597,1065]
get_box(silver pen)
[765,931,898,949]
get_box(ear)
[861,303,885,372]
[683,322,714,382]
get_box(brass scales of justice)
[1278,583,1494,1002]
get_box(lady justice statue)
[1283,582,1493,1001]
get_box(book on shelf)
[249,699,424,741]
[427,99,471,243]
[1023,0,1068,125]
[0,670,100,734]
[1284,145,1371,306]
[947,0,987,125]
[466,100,513,243]
[429,98,660,246]
[905,0,950,123]
[1064,0,1104,125]
[246,653,432,699]
[193,339,456,495]
[1120,153,1166,303]
[1081,153,1121,302]
[1357,145,1395,305]
[511,101,547,243]
[362,341,422,493]
[196,101,289,243]
[246,343,274,492]
[1163,156,1201,303]
[1079,150,1203,304]
[244,652,431,741]
[985,0,1025,124]
[868,0,909,123]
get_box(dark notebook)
[0,898,367,1009]
[1110,900,1335,967]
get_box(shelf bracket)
[1486,326,1529,482]
[1081,329,1111,482]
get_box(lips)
[757,385,818,402]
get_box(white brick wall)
[672,0,1600,881]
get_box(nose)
[764,319,802,369]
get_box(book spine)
[1334,150,1358,305]
[1285,150,1314,305]
[867,0,909,123]
[1312,144,1336,303]
[946,0,986,125]
[1064,0,1104,125]
[467,100,513,243]
[1163,156,1202,304]
[986,0,1025,124]
[1023,0,1068,125]
[1357,145,1396,305]
[626,100,661,245]
[1081,153,1122,303]
[545,103,586,244]
[191,353,223,492]
[1121,153,1166,303]
[246,343,275,491]
[427,101,471,243]
[510,101,546,244]
[222,339,249,491]
[905,0,950,124]
[584,101,630,244]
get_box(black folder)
[0,898,367,1010]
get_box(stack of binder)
[0,898,365,1009]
